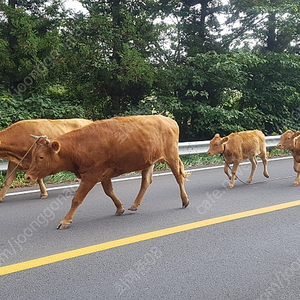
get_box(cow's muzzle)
[25,173,37,182]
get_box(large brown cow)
[25,115,190,229]
[0,119,92,201]
[277,130,300,186]
[207,130,269,188]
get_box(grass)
[0,148,291,190]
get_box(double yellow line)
[1,199,300,277]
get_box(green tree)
[0,0,66,96]
[58,0,161,118]
[170,50,300,139]
[226,0,300,53]
[240,52,300,132]
[171,51,266,139]
[179,0,226,56]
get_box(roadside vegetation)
[1,1,300,140]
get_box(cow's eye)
[39,156,44,160]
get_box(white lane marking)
[5,156,293,197]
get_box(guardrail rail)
[177,135,280,156]
[0,135,281,174]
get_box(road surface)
[1,156,300,300]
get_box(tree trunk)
[8,0,19,93]
[199,0,208,41]
[266,12,277,51]
[110,0,123,112]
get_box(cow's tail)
[179,160,190,180]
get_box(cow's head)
[25,136,62,182]
[206,134,229,155]
[293,133,300,162]
[277,130,300,150]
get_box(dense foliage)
[1,0,300,140]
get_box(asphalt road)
[1,156,300,300]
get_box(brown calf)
[277,130,300,186]
[207,130,269,188]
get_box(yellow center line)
[1,199,300,277]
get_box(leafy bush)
[0,87,85,129]
[174,101,276,140]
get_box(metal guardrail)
[178,135,281,156]
[0,160,8,173]
[0,135,281,173]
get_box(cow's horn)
[30,134,50,143]
[30,134,40,140]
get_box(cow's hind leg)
[101,179,125,215]
[0,162,18,202]
[58,180,96,229]
[167,159,189,208]
[128,165,154,211]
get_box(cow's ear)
[51,141,61,153]
[221,136,229,144]
[295,131,300,138]
[294,135,300,147]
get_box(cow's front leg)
[57,180,96,229]
[247,156,258,184]
[229,162,239,188]
[101,179,125,215]
[224,161,231,180]
[293,160,300,186]
[0,162,18,202]
[37,178,48,199]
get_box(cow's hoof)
[293,182,299,186]
[57,222,71,230]
[128,205,138,211]
[182,200,189,208]
[264,173,270,178]
[40,194,48,199]
[115,208,125,216]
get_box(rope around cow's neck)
[1,139,39,187]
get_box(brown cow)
[277,130,298,151]
[277,130,300,186]
[207,130,269,188]
[0,119,92,201]
[25,115,190,229]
